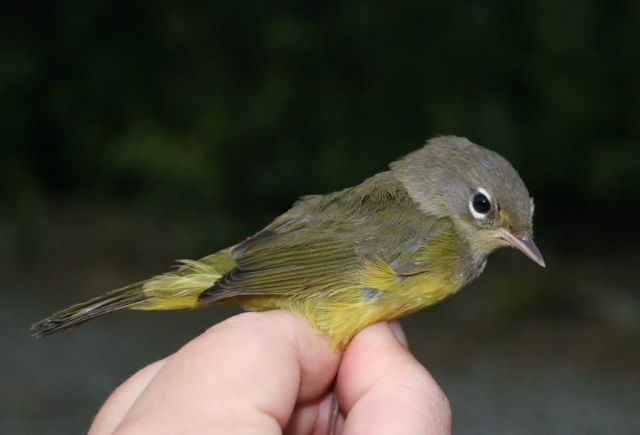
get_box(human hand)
[89,311,451,434]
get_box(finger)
[89,359,167,435]
[284,392,330,435]
[284,389,347,435]
[337,322,451,435]
[112,310,341,434]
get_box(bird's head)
[391,136,545,267]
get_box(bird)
[32,136,544,349]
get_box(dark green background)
[2,1,639,434]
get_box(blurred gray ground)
[2,206,639,434]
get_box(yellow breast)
[240,256,463,349]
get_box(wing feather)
[197,171,441,303]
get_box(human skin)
[88,311,451,435]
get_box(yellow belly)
[240,260,461,349]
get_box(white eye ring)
[469,187,492,220]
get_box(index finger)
[102,311,341,434]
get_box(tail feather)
[31,282,147,337]
[31,254,231,337]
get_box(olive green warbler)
[33,136,544,348]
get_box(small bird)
[32,136,544,349]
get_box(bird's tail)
[31,281,149,337]
[31,251,232,337]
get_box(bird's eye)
[473,193,491,213]
[469,189,492,219]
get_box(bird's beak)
[500,230,546,268]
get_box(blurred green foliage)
[2,0,639,219]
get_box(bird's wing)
[197,172,444,303]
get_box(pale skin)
[89,311,451,435]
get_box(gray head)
[391,136,544,266]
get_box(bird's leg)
[327,380,339,435]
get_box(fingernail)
[388,321,408,348]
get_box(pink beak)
[501,230,545,268]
